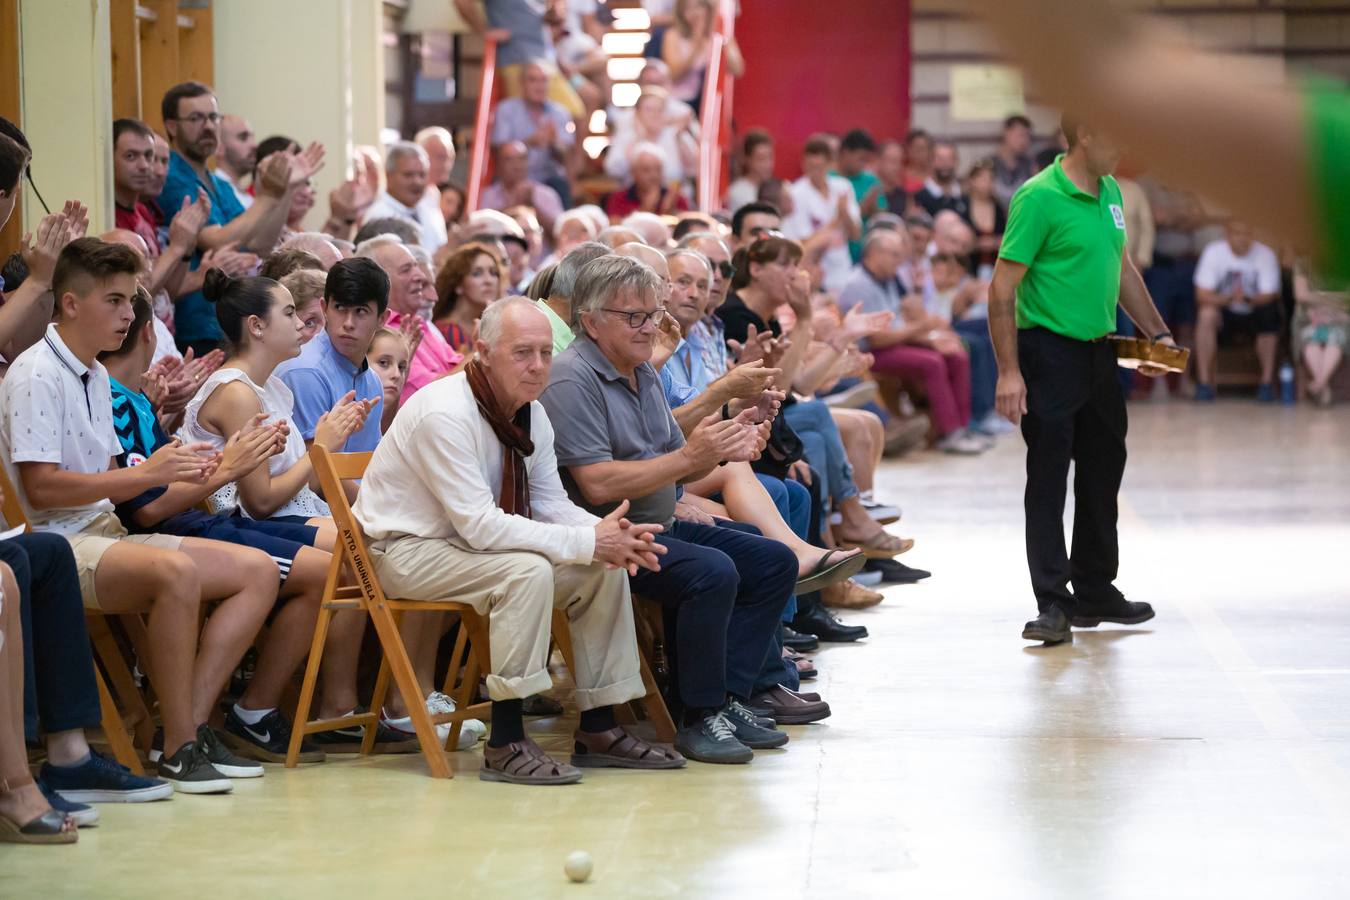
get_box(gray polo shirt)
[541,335,685,526]
[836,264,905,350]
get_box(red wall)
[732,0,911,181]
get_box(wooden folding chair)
[291,446,492,778]
[293,445,677,776]
[0,466,146,773]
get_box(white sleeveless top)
[179,368,330,520]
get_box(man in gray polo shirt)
[542,254,808,765]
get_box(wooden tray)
[1111,336,1191,374]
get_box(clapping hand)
[593,499,667,575]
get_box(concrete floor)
[4,402,1349,898]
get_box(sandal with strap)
[571,727,687,770]
[480,739,583,785]
[795,549,867,595]
[0,775,77,845]
[835,530,914,559]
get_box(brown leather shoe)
[821,579,884,609]
[749,685,831,725]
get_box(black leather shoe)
[1070,598,1155,628]
[792,605,868,643]
[865,558,932,584]
[1022,606,1071,644]
[782,626,819,652]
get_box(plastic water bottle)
[1279,362,1296,406]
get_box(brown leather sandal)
[571,727,687,770]
[479,739,583,785]
[0,775,77,844]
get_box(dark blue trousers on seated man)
[543,322,831,766]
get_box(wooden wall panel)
[138,0,181,133]
[177,5,214,87]
[0,0,22,258]
[110,0,142,120]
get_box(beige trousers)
[369,538,645,710]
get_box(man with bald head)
[480,140,563,236]
[355,296,680,784]
[490,59,577,206]
[838,229,986,455]
[604,144,689,220]
[414,126,456,188]
[357,235,461,399]
[215,114,257,210]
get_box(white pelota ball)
[564,850,593,883]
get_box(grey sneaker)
[157,739,233,794]
[937,429,988,455]
[674,712,753,764]
[722,701,789,749]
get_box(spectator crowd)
[0,0,1342,845]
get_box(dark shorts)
[157,513,319,586]
[1219,301,1283,336]
[1143,260,1197,326]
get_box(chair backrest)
[308,445,388,609]
[0,463,31,532]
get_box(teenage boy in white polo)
[0,238,280,792]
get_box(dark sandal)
[0,776,77,845]
[795,549,867,594]
[480,739,582,785]
[836,530,914,559]
[571,727,687,770]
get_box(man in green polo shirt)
[537,241,609,353]
[989,115,1177,645]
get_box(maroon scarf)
[465,358,534,518]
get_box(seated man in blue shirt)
[275,257,389,453]
[157,81,322,355]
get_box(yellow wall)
[213,0,385,231]
[19,0,115,232]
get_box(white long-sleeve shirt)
[353,372,598,565]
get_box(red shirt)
[603,185,690,220]
[115,202,162,260]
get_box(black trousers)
[1018,328,1128,613]
[630,519,796,710]
[0,534,102,740]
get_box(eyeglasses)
[714,260,735,279]
[168,112,222,127]
[602,307,666,329]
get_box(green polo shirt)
[998,154,1127,340]
[537,298,575,354]
[1304,78,1350,288]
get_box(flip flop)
[836,531,914,559]
[795,548,867,594]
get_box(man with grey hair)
[604,143,690,219]
[541,255,800,765]
[538,241,610,353]
[362,141,447,250]
[355,295,683,784]
[280,231,342,269]
[596,225,644,249]
[413,125,455,187]
[358,236,462,398]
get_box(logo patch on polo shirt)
[1109,204,1126,229]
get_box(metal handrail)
[465,35,499,215]
[696,0,737,211]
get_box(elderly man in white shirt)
[361,142,448,251]
[353,296,685,785]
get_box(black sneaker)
[1022,606,1072,644]
[223,708,323,765]
[157,739,233,794]
[37,778,100,827]
[865,558,932,584]
[722,701,789,749]
[310,709,420,755]
[39,751,173,804]
[726,698,776,729]
[195,724,265,777]
[674,712,753,764]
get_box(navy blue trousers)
[630,518,796,710]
